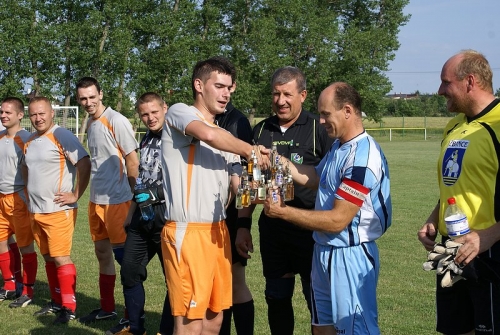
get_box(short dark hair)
[191,56,235,99]
[135,92,165,111]
[76,77,101,93]
[332,82,362,116]
[1,97,24,112]
[271,66,307,92]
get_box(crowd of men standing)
[0,55,397,335]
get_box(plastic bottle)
[135,178,155,221]
[444,197,470,239]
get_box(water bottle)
[444,197,470,239]
[135,178,155,221]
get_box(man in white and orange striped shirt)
[24,97,91,324]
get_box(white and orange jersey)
[86,107,138,205]
[161,103,240,224]
[24,125,89,213]
[0,129,31,194]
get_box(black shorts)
[225,218,248,267]
[258,212,314,279]
[436,240,500,334]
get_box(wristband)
[237,217,252,230]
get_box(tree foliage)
[0,0,411,122]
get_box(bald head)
[319,82,362,116]
[317,82,363,143]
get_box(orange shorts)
[0,192,35,247]
[31,209,76,257]
[88,202,129,244]
[161,221,232,319]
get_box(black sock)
[123,283,146,334]
[266,297,294,335]
[219,308,233,335]
[233,300,254,335]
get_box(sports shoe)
[0,288,16,301]
[8,294,32,308]
[78,308,117,324]
[53,306,75,325]
[106,318,130,335]
[33,301,62,316]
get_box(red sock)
[0,251,15,291]
[8,242,22,283]
[57,264,76,312]
[99,273,116,312]
[45,262,61,305]
[22,252,37,298]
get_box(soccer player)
[236,66,333,334]
[418,50,500,334]
[106,92,173,335]
[265,82,392,334]
[160,56,268,334]
[24,97,91,324]
[0,97,38,307]
[76,77,139,324]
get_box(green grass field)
[0,140,442,334]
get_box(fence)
[365,127,444,142]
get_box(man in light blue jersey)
[264,82,391,335]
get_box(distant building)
[385,93,420,100]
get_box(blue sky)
[386,0,500,94]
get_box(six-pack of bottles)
[235,145,294,209]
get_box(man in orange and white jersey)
[160,57,269,335]
[0,97,38,308]
[24,97,90,324]
[76,77,139,325]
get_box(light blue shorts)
[311,241,381,334]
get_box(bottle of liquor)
[253,155,261,182]
[247,150,254,176]
[444,197,470,239]
[242,182,251,207]
[275,164,284,187]
[241,166,249,185]
[258,176,266,201]
[267,179,279,204]
[285,176,294,201]
[235,186,243,209]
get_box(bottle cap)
[447,197,456,205]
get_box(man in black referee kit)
[236,66,333,334]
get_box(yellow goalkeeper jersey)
[437,99,500,236]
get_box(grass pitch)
[0,140,441,334]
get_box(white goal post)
[22,106,79,136]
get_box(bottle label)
[444,214,470,237]
[271,190,278,203]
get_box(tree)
[0,0,411,126]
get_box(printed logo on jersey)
[290,153,303,164]
[442,140,469,186]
